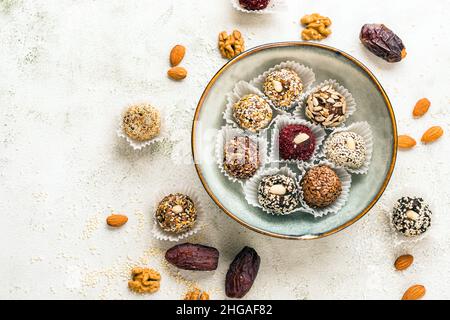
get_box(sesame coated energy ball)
[392,196,432,237]
[122,104,161,141]
[279,124,316,161]
[324,131,366,169]
[223,136,260,179]
[232,94,273,133]
[257,174,299,214]
[301,165,342,208]
[155,193,197,234]
[263,68,303,109]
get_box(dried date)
[165,243,219,271]
[360,24,406,63]
[225,246,260,298]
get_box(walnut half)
[301,13,332,41]
[184,288,210,300]
[128,267,161,294]
[218,30,245,59]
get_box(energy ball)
[239,0,270,11]
[324,131,366,169]
[123,104,161,141]
[232,94,272,133]
[257,174,299,214]
[223,136,260,179]
[279,124,316,161]
[155,193,197,234]
[263,68,303,109]
[301,165,342,208]
[392,196,432,237]
[305,85,347,128]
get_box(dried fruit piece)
[402,284,426,300]
[395,254,414,271]
[421,126,443,144]
[300,13,332,41]
[413,98,431,118]
[106,214,128,227]
[360,24,406,63]
[168,66,187,80]
[398,135,416,149]
[165,243,219,271]
[225,246,260,298]
[218,30,245,59]
[184,288,210,300]
[128,267,161,294]
[170,44,186,67]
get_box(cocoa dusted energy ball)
[392,196,432,237]
[257,174,299,214]
[301,165,342,208]
[122,104,161,141]
[232,94,272,133]
[279,124,316,161]
[324,131,366,169]
[239,0,270,11]
[223,136,260,179]
[155,193,197,234]
[305,85,347,128]
[263,68,303,109]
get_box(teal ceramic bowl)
[192,42,397,240]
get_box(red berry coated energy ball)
[239,0,270,11]
[279,124,316,161]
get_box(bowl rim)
[191,41,398,240]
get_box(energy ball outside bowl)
[155,193,197,234]
[122,104,161,141]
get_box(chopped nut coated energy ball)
[232,94,273,133]
[258,174,299,214]
[301,165,342,208]
[263,68,303,109]
[155,193,197,234]
[122,104,161,141]
[392,197,432,237]
[324,131,366,169]
[223,136,260,179]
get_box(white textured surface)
[1,0,449,300]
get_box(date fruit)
[360,24,406,63]
[165,243,219,271]
[225,246,260,298]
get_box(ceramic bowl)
[192,42,397,240]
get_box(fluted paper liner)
[215,126,268,186]
[151,186,204,242]
[294,79,357,130]
[269,115,326,166]
[243,166,303,215]
[250,61,316,112]
[223,80,277,135]
[297,160,352,218]
[117,108,168,150]
[321,121,373,175]
[230,0,287,14]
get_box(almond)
[394,254,414,271]
[168,66,187,80]
[402,284,426,300]
[398,135,416,149]
[170,45,186,67]
[412,98,430,118]
[106,214,128,227]
[421,126,443,144]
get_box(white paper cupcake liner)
[117,108,168,150]
[215,126,268,186]
[151,186,204,242]
[321,121,373,175]
[243,165,304,215]
[294,79,357,130]
[223,80,277,135]
[379,185,436,247]
[250,61,316,112]
[269,115,326,167]
[297,160,352,218]
[230,0,286,14]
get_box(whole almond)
[402,284,426,300]
[421,126,443,143]
[106,214,128,227]
[398,135,416,149]
[168,66,187,80]
[170,45,186,67]
[394,254,414,271]
[413,98,430,118]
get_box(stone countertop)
[0,0,449,299]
